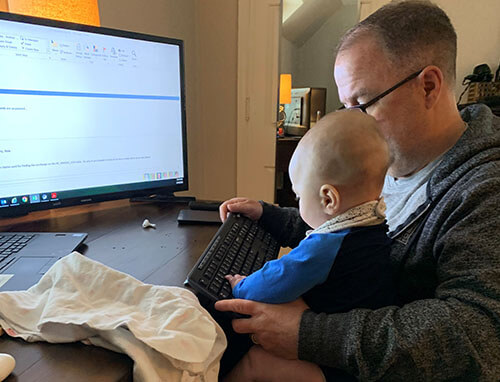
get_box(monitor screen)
[0,12,188,217]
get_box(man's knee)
[232,345,269,381]
[244,345,267,369]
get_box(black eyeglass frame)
[338,68,424,113]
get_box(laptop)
[0,232,87,291]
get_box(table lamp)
[2,0,100,26]
[278,74,292,136]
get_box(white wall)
[283,0,500,108]
[436,0,500,100]
[280,4,359,112]
[360,0,500,99]
[99,0,238,201]
[280,36,295,75]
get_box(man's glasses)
[338,68,424,113]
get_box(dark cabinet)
[274,137,300,207]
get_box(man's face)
[334,38,425,177]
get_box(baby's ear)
[320,184,340,216]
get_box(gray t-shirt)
[382,157,443,233]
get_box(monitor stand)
[130,193,195,204]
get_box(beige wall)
[98,0,238,200]
[195,1,238,200]
[436,0,500,99]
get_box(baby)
[224,110,395,382]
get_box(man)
[216,1,500,380]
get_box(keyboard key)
[218,290,231,299]
[204,271,213,279]
[187,213,280,301]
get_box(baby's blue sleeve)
[232,232,347,303]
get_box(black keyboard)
[186,213,280,302]
[0,234,35,262]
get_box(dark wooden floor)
[0,199,219,381]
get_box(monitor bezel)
[0,11,189,218]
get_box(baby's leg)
[223,345,325,382]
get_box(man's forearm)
[298,297,500,381]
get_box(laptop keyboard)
[0,234,36,263]
[186,213,280,302]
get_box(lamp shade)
[5,0,100,26]
[279,73,292,104]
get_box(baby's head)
[289,110,389,229]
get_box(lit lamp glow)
[279,74,292,105]
[3,0,100,26]
[278,74,292,135]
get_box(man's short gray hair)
[337,0,457,85]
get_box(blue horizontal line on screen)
[0,88,180,100]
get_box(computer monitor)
[0,11,189,218]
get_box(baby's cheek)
[299,206,312,227]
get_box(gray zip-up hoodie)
[258,104,500,381]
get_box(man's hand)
[219,197,263,223]
[215,298,309,359]
[225,274,246,288]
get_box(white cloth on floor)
[0,252,226,382]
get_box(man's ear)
[320,184,340,216]
[420,66,443,109]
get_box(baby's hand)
[225,274,246,289]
